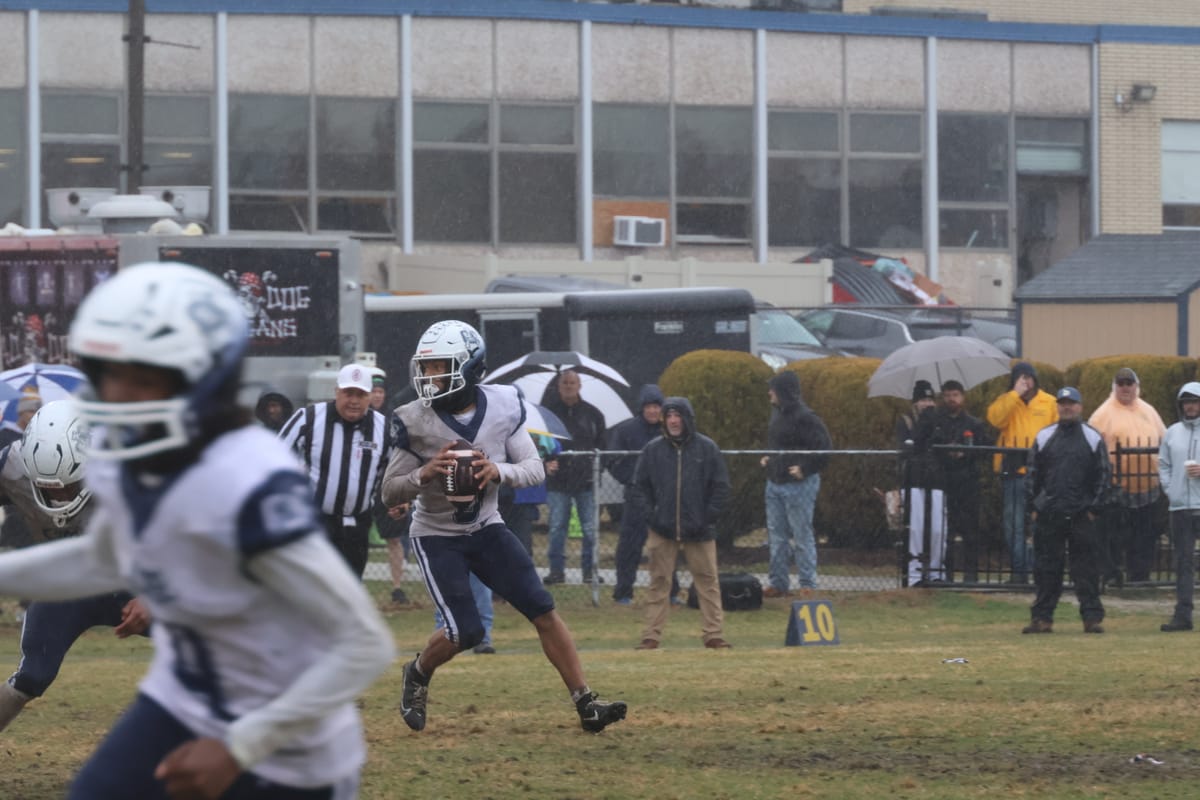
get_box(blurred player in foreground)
[382,320,627,734]
[0,400,151,733]
[0,262,394,799]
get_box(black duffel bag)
[686,572,763,611]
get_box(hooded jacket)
[606,384,666,486]
[765,371,831,484]
[631,397,730,542]
[1087,376,1166,504]
[1158,382,1200,511]
[254,391,295,434]
[986,362,1058,475]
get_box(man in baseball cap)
[337,363,373,394]
[1022,385,1110,634]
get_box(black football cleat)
[576,691,627,733]
[400,659,430,731]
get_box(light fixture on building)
[1114,83,1157,113]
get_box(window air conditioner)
[613,216,666,247]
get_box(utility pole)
[126,0,146,194]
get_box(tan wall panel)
[496,21,577,101]
[937,40,1010,112]
[592,24,670,104]
[766,32,841,108]
[673,28,754,106]
[145,15,213,92]
[314,17,397,98]
[412,19,492,100]
[845,36,924,109]
[1022,302,1176,368]
[40,13,125,89]
[0,13,25,89]
[228,16,310,94]
[937,251,1014,308]
[1013,44,1090,114]
[841,0,1200,26]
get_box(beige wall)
[0,13,25,89]
[40,13,125,90]
[841,0,1200,26]
[314,17,397,98]
[1099,43,1200,234]
[145,15,213,92]
[1021,301,1177,368]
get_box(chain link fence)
[363,442,1186,607]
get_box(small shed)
[1014,232,1200,367]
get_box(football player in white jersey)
[0,400,151,734]
[381,320,627,734]
[0,262,394,800]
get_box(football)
[441,439,480,504]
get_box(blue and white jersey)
[84,426,381,788]
[382,384,544,538]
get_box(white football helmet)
[410,320,487,409]
[20,400,91,527]
[68,261,249,461]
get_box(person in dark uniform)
[1022,387,1111,634]
[914,380,989,582]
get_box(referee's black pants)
[320,511,373,579]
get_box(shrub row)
[658,350,1197,549]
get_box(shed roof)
[1014,232,1200,302]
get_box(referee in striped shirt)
[279,363,393,578]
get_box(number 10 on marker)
[785,600,839,646]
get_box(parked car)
[795,306,1018,359]
[754,303,845,369]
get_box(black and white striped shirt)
[279,401,392,519]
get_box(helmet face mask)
[410,321,486,410]
[20,400,91,526]
[68,262,249,461]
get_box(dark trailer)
[364,286,756,401]
[562,287,755,391]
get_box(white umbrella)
[485,350,630,389]
[519,398,569,440]
[0,363,87,430]
[867,337,1011,400]
[506,372,632,427]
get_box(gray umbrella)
[867,337,1011,399]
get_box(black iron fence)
[361,443,1185,603]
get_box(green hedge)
[658,349,774,546]
[652,351,1200,550]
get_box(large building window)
[317,96,395,235]
[498,104,576,244]
[41,92,122,193]
[938,113,1008,248]
[767,110,840,246]
[1162,121,1200,228]
[144,94,212,188]
[593,104,669,198]
[413,101,577,245]
[229,94,308,232]
[848,112,922,249]
[0,91,24,227]
[675,106,752,242]
[413,102,490,243]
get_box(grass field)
[2,588,1199,799]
